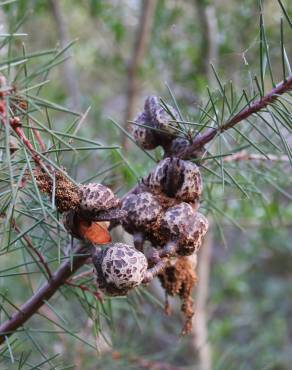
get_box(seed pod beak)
[90,208,126,222]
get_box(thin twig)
[224,150,289,162]
[180,75,292,159]
[65,281,103,301]
[9,117,42,167]
[0,243,91,344]
[12,220,53,279]
[0,100,42,167]
[32,125,46,152]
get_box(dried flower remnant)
[34,170,81,212]
[159,256,197,335]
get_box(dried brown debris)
[159,256,197,335]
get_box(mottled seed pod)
[121,192,163,234]
[166,136,206,159]
[160,203,209,256]
[132,111,158,150]
[144,95,179,134]
[132,96,181,150]
[145,157,202,203]
[167,137,190,157]
[93,243,148,296]
[79,183,120,213]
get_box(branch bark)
[122,0,157,151]
[179,75,292,159]
[0,243,90,344]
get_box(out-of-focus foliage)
[0,0,291,369]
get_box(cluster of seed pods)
[63,183,150,296]
[121,157,208,257]
[62,97,209,333]
[122,96,208,258]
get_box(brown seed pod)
[93,243,148,296]
[121,192,163,235]
[131,96,180,150]
[79,183,120,213]
[132,111,159,150]
[145,95,179,134]
[145,157,202,203]
[165,136,206,159]
[166,137,190,157]
[160,203,209,256]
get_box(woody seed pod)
[93,243,148,296]
[145,157,202,203]
[160,203,209,256]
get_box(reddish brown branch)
[180,75,292,159]
[65,281,103,301]
[12,220,53,279]
[0,100,42,168]
[0,243,90,345]
[9,117,42,167]
[32,125,46,152]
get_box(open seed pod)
[63,183,121,243]
[160,203,209,256]
[92,243,148,296]
[121,192,163,234]
[63,210,111,244]
[145,157,202,203]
